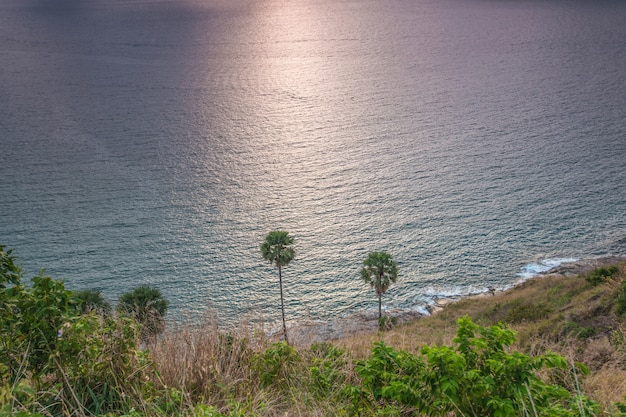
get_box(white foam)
[517,258,578,279]
[422,285,490,299]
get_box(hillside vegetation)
[2,245,626,416]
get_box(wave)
[407,258,580,315]
[516,258,579,280]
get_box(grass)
[337,259,626,409]
[3,259,626,416]
[157,259,626,415]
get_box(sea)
[1,0,625,326]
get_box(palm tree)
[360,251,398,326]
[118,285,169,341]
[261,230,295,344]
[74,289,112,316]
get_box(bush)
[616,280,626,316]
[347,317,599,417]
[0,245,21,288]
[1,273,77,379]
[253,342,300,388]
[586,266,620,285]
[505,301,552,323]
[0,247,152,416]
[308,343,347,399]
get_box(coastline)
[286,255,625,347]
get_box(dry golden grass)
[585,366,626,410]
[151,315,261,407]
[145,259,626,416]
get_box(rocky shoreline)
[287,308,426,347]
[286,255,625,347]
[536,255,625,277]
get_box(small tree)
[261,231,295,344]
[360,252,398,328]
[118,285,169,341]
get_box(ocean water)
[1,0,625,325]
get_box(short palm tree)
[118,285,169,341]
[261,230,295,344]
[361,251,398,326]
[74,289,112,316]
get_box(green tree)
[261,231,296,344]
[0,247,149,415]
[117,285,169,341]
[360,252,398,326]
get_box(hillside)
[2,247,626,416]
[337,257,626,409]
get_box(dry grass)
[585,366,626,409]
[338,260,626,407]
[144,260,626,416]
[150,315,263,410]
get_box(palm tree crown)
[261,231,295,268]
[118,285,169,341]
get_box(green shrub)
[50,314,149,415]
[347,317,599,417]
[308,343,347,399]
[0,247,154,416]
[74,289,112,315]
[505,301,552,323]
[253,342,300,388]
[1,273,78,379]
[0,245,21,288]
[378,315,398,331]
[616,280,626,316]
[586,266,619,285]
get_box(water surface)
[1,0,625,324]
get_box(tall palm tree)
[360,251,398,326]
[261,230,295,344]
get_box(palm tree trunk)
[278,265,289,344]
[378,292,382,323]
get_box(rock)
[541,256,625,277]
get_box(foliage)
[2,246,625,417]
[0,248,151,416]
[0,245,21,288]
[252,341,300,388]
[118,285,169,340]
[586,266,620,285]
[260,231,296,270]
[504,300,552,324]
[308,343,348,400]
[1,273,78,379]
[74,288,112,315]
[347,317,599,417]
[47,314,149,415]
[260,230,295,344]
[360,252,398,328]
